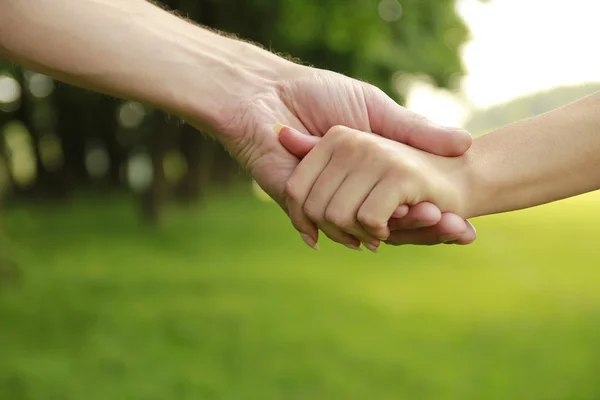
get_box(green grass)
[2,189,600,399]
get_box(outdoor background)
[2,0,600,399]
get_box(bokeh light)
[0,74,22,112]
[378,0,403,22]
[27,73,55,99]
[3,121,37,188]
[127,150,153,192]
[118,101,146,129]
[85,140,110,179]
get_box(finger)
[388,202,442,230]
[287,200,320,250]
[363,85,472,157]
[284,138,333,249]
[384,213,468,246]
[392,205,409,218]
[318,221,363,251]
[323,171,382,252]
[447,220,477,245]
[302,159,362,251]
[357,177,405,240]
[276,124,319,159]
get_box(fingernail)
[300,233,319,250]
[344,243,363,251]
[439,235,460,243]
[273,123,287,135]
[363,242,379,253]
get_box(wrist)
[455,138,493,219]
[174,31,298,138]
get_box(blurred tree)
[0,0,472,223]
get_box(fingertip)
[441,127,473,157]
[409,202,442,227]
[387,203,442,231]
[375,226,391,241]
[273,123,287,135]
[277,123,319,159]
[392,204,409,219]
[300,233,320,250]
[436,213,468,238]
[452,220,477,245]
[287,197,321,248]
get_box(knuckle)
[358,211,387,231]
[303,201,323,222]
[327,125,347,137]
[324,210,353,229]
[326,125,356,143]
[284,180,300,202]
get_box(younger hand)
[278,125,467,252]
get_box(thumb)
[364,85,472,157]
[275,124,319,159]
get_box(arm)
[464,92,600,218]
[0,0,289,135]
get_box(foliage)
[2,193,600,399]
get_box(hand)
[277,125,468,251]
[210,65,476,249]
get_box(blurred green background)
[2,0,600,399]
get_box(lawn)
[2,189,600,400]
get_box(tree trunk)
[55,86,89,191]
[140,114,178,225]
[174,126,219,204]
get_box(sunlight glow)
[407,0,600,127]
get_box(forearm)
[0,0,290,135]
[464,92,600,218]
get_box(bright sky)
[406,0,600,126]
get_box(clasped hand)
[276,124,476,252]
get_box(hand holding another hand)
[276,123,476,251]
[210,63,476,250]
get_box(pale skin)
[0,0,477,249]
[278,91,600,247]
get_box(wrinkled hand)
[214,65,476,248]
